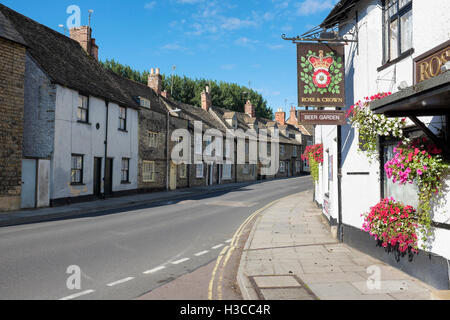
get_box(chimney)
[289,106,297,124]
[161,90,171,99]
[275,108,286,126]
[70,26,99,60]
[148,68,162,95]
[245,100,255,118]
[201,85,212,111]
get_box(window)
[245,142,249,155]
[196,163,204,178]
[195,134,203,155]
[119,106,127,131]
[280,145,285,155]
[293,146,297,157]
[121,158,130,183]
[296,161,302,172]
[243,164,249,174]
[223,164,232,180]
[143,161,155,182]
[383,0,413,63]
[280,161,286,173]
[149,131,158,148]
[77,95,89,123]
[71,155,84,184]
[179,164,187,179]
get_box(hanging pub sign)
[297,43,345,107]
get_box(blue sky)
[2,0,338,116]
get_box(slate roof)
[0,9,25,45]
[162,98,228,133]
[0,4,141,110]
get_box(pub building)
[312,0,450,291]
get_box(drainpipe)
[104,101,109,199]
[337,124,343,242]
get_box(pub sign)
[297,43,346,107]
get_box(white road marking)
[171,258,190,265]
[106,277,134,287]
[143,266,166,274]
[59,290,95,300]
[212,244,224,250]
[194,250,209,257]
[225,239,232,243]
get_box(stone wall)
[0,38,26,211]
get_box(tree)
[101,59,274,119]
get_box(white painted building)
[52,87,138,203]
[2,6,142,208]
[315,0,450,289]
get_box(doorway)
[94,158,102,197]
[21,159,36,209]
[104,158,113,196]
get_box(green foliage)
[100,59,274,119]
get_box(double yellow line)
[208,199,281,300]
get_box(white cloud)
[161,43,187,51]
[267,44,284,50]
[144,1,157,9]
[235,37,259,47]
[220,64,236,70]
[296,0,337,16]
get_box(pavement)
[0,180,274,227]
[237,190,437,300]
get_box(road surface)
[0,176,312,300]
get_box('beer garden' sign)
[297,44,345,107]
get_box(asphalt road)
[0,176,312,300]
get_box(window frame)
[179,164,187,179]
[279,161,286,173]
[121,158,130,184]
[280,144,285,155]
[196,163,204,178]
[223,164,232,180]
[71,154,84,185]
[148,131,158,148]
[77,95,89,124]
[382,0,413,64]
[119,106,127,131]
[142,160,156,182]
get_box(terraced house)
[0,3,311,212]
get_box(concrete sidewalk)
[0,181,258,227]
[237,190,435,300]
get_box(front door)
[104,158,113,196]
[21,159,36,209]
[170,162,177,191]
[93,158,102,197]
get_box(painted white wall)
[36,160,50,208]
[52,85,138,200]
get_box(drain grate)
[248,275,319,300]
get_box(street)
[0,176,312,300]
